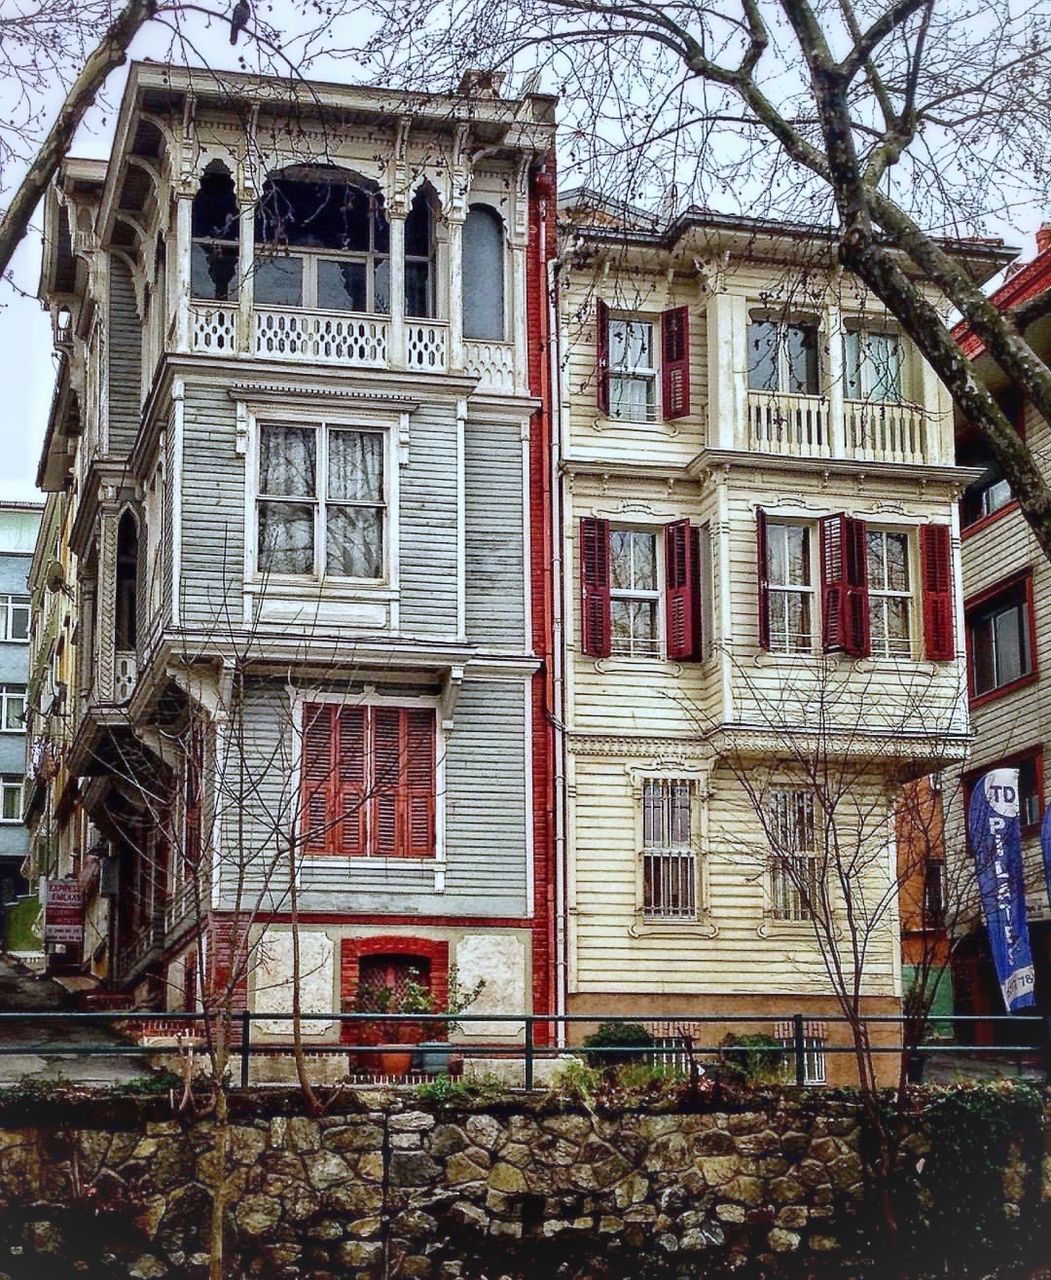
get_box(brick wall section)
[339,935,449,1045]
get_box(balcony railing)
[746,391,831,458]
[465,340,515,392]
[844,398,928,465]
[745,390,931,464]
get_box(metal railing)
[0,1009,1046,1092]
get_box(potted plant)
[356,967,485,1078]
[417,966,485,1075]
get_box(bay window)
[257,422,385,580]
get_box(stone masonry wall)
[0,1089,1043,1279]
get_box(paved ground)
[0,957,149,1085]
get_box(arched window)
[405,186,437,319]
[191,164,239,302]
[254,168,390,314]
[463,205,505,340]
[115,511,138,651]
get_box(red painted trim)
[962,744,1045,837]
[964,567,1039,705]
[527,154,558,1036]
[960,499,1019,541]
[954,247,1051,358]
[339,935,450,1046]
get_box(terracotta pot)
[378,1050,413,1077]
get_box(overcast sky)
[0,11,1042,505]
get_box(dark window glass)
[968,581,1032,696]
[317,259,367,312]
[192,169,238,241]
[254,256,304,307]
[191,243,239,302]
[405,260,432,319]
[463,206,505,340]
[747,320,778,391]
[405,192,433,256]
[786,324,820,394]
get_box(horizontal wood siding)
[180,382,245,626]
[465,420,525,647]
[215,677,529,918]
[400,404,458,637]
[107,259,142,455]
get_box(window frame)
[747,314,822,396]
[0,774,21,822]
[766,787,820,922]
[0,685,26,734]
[640,777,699,921]
[0,594,30,644]
[964,569,1038,707]
[963,745,1044,838]
[866,527,914,659]
[296,691,446,873]
[608,525,663,658]
[608,315,659,423]
[253,418,391,585]
[843,323,905,403]
[766,520,817,655]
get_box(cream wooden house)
[555,194,1008,1080]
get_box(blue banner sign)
[1040,803,1051,924]
[967,768,1036,1013]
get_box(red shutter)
[661,306,690,419]
[921,524,955,660]
[690,524,705,661]
[665,519,695,659]
[756,508,770,649]
[844,517,870,658]
[596,298,610,415]
[336,706,367,856]
[371,706,401,857]
[820,514,870,657]
[820,514,846,653]
[404,708,436,858]
[301,703,333,854]
[580,516,611,657]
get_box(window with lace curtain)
[256,422,385,579]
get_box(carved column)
[510,157,531,394]
[389,211,406,369]
[446,211,465,372]
[826,302,847,459]
[94,508,119,704]
[237,191,255,356]
[173,190,193,354]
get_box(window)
[463,206,505,340]
[610,528,660,656]
[964,749,1043,834]
[967,576,1034,699]
[766,523,814,653]
[866,530,911,657]
[748,318,820,394]
[0,776,20,822]
[115,511,138,651]
[642,779,697,920]
[958,429,1015,529]
[191,165,239,302]
[0,686,25,733]
[301,702,436,858]
[924,860,945,928]
[844,327,902,401]
[0,595,30,643]
[257,423,385,579]
[404,188,437,319]
[776,1024,827,1085]
[609,319,657,421]
[254,172,390,314]
[767,789,818,921]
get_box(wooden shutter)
[820,514,870,657]
[756,507,770,649]
[336,706,367,856]
[921,524,955,660]
[301,703,333,854]
[371,706,401,857]
[404,708,436,858]
[665,519,696,660]
[661,306,690,419]
[596,298,610,415]
[843,517,870,658]
[580,516,612,657]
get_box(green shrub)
[718,1033,785,1083]
[582,1020,654,1069]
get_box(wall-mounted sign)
[44,880,83,945]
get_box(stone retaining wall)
[0,1088,1043,1278]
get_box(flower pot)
[419,1041,454,1074]
[378,1050,413,1077]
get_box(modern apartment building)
[32,63,558,1046]
[0,502,42,905]
[554,192,1006,1080]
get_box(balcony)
[745,390,931,465]
[464,340,515,392]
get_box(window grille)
[767,789,818,921]
[774,1020,828,1085]
[642,779,697,919]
